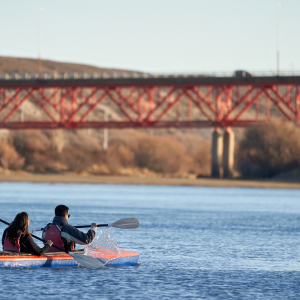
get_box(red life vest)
[44,225,74,252]
[44,225,65,252]
[3,234,21,252]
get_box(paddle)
[30,217,140,233]
[0,218,104,269]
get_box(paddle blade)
[70,253,104,269]
[109,218,140,229]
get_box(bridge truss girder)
[0,80,300,130]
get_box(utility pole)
[38,7,44,77]
[277,3,282,75]
[20,105,24,122]
[103,108,108,150]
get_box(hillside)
[0,56,140,74]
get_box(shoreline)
[0,173,300,189]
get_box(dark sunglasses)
[68,214,70,218]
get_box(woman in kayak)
[2,212,53,256]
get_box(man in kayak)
[42,205,97,252]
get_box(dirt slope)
[0,56,140,74]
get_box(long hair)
[6,212,31,246]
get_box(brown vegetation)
[0,130,211,177]
[1,120,300,180]
[236,121,300,178]
[0,139,24,170]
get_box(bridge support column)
[211,129,223,178]
[223,128,234,178]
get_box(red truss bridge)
[0,72,300,130]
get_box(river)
[0,182,300,299]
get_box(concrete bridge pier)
[211,129,223,178]
[223,128,235,179]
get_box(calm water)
[0,183,300,299]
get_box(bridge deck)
[0,75,300,88]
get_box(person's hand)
[91,223,97,227]
[46,240,53,247]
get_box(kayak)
[0,249,139,268]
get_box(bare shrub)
[99,140,135,173]
[179,135,211,176]
[25,152,58,173]
[44,130,65,153]
[11,130,50,154]
[1,128,212,177]
[103,134,211,175]
[133,136,187,173]
[63,130,102,151]
[6,129,104,173]
[117,144,135,166]
[0,139,25,170]
[237,121,300,178]
[57,147,103,173]
[108,140,135,166]
[106,148,122,173]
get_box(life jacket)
[44,224,75,252]
[3,233,21,252]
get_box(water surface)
[0,183,300,299]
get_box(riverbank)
[0,173,300,189]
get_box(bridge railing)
[0,70,300,80]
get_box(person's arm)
[22,235,51,256]
[61,224,97,245]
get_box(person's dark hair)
[6,212,30,245]
[55,205,69,217]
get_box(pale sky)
[1,0,299,73]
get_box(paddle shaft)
[0,218,67,253]
[75,224,108,229]
[29,217,139,233]
[32,224,108,231]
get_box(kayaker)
[2,212,53,256]
[42,204,97,252]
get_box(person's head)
[6,212,30,245]
[55,205,70,221]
